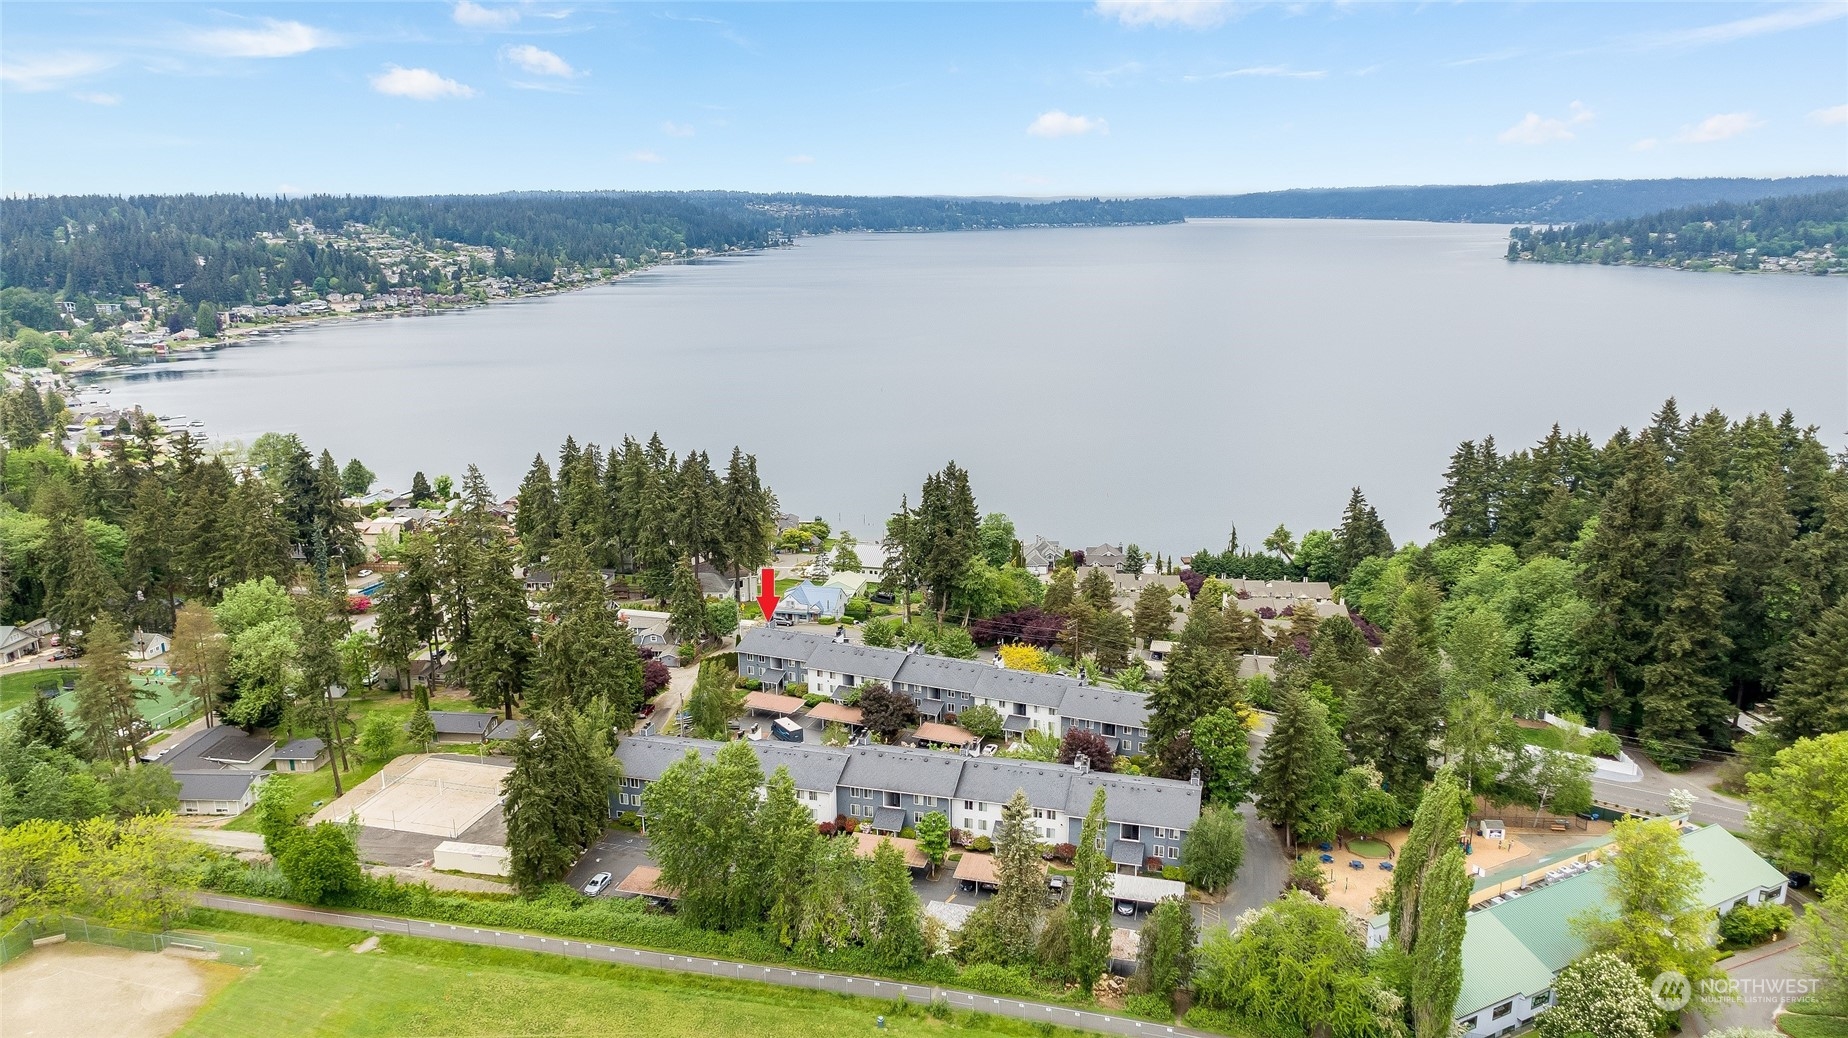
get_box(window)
[1165,846,1177,860]
[928,688,942,700]
[1102,723,1117,737]
[1013,703,1027,716]
[1460,1018,1477,1032]
[1491,1002,1513,1020]
[1531,990,1552,1008]
[979,819,989,832]
[964,800,975,811]
[884,791,901,808]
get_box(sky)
[2,1,1845,197]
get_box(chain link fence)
[0,916,253,966]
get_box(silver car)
[583,871,613,896]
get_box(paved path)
[195,894,1211,1038]
[181,828,265,852]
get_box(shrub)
[1586,731,1622,758]
[970,835,993,853]
[1125,993,1175,1021]
[957,963,1039,997]
[803,693,830,708]
[950,828,973,848]
[1144,856,1165,873]
[844,599,871,621]
[1162,865,1188,883]
[817,615,836,625]
[642,659,672,695]
[741,677,763,691]
[1719,901,1793,947]
[817,822,837,837]
[1051,842,1077,863]
[898,827,918,840]
[785,682,809,696]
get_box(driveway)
[1214,802,1287,927]
[1689,937,1814,1034]
[564,830,655,895]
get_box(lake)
[98,220,1848,554]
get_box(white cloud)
[1635,4,1846,50]
[662,121,696,137]
[786,154,814,164]
[1632,138,1660,151]
[1082,61,1143,86]
[0,52,113,92]
[501,44,576,78]
[629,150,663,163]
[454,1,521,29]
[1809,104,1848,126]
[1498,101,1594,145]
[1027,110,1108,137]
[1676,112,1763,143]
[370,66,477,100]
[72,91,119,105]
[192,19,335,58]
[1187,64,1326,81]
[1445,49,1521,68]
[1095,0,1235,29]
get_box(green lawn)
[1516,726,1570,751]
[220,693,481,832]
[1348,840,1393,859]
[0,667,76,714]
[175,912,1096,1038]
[1781,1013,1848,1038]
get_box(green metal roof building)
[1452,824,1788,1037]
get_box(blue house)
[773,583,848,624]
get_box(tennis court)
[343,756,507,838]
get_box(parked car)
[1114,899,1137,917]
[583,872,613,896]
[356,568,374,578]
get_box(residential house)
[426,711,498,744]
[1021,536,1063,574]
[521,568,555,595]
[618,609,672,652]
[611,735,1200,866]
[773,583,848,624]
[130,630,171,661]
[1082,543,1126,571]
[0,624,43,662]
[737,628,1152,751]
[176,771,264,816]
[272,738,328,772]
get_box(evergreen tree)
[914,462,980,621]
[1332,487,1394,581]
[531,534,643,715]
[667,555,708,644]
[1350,581,1442,799]
[338,457,375,496]
[1638,470,1735,764]
[974,789,1044,962]
[513,454,560,565]
[502,708,614,894]
[41,512,122,639]
[1132,581,1175,647]
[123,476,179,631]
[883,495,921,625]
[409,471,434,504]
[17,691,69,750]
[868,837,925,967]
[672,450,722,567]
[1770,601,1848,741]
[1576,434,1670,730]
[1042,566,1076,616]
[73,617,149,764]
[1254,683,1344,848]
[1067,787,1113,989]
[717,447,774,601]
[461,533,532,719]
[1080,567,1116,611]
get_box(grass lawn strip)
[0,667,77,715]
[1347,840,1393,859]
[177,912,1100,1038]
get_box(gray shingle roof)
[197,730,276,764]
[737,626,823,663]
[1059,686,1150,730]
[616,737,717,782]
[955,757,1074,808]
[894,653,994,691]
[272,738,325,760]
[808,641,906,682]
[176,770,261,803]
[975,669,1076,708]
[1070,771,1201,831]
[871,806,906,832]
[614,736,850,794]
[840,745,965,798]
[427,711,494,736]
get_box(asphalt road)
[1688,937,1814,1034]
[195,893,1214,1038]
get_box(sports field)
[163,914,1094,1038]
[1,942,239,1038]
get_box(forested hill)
[1506,190,1848,273]
[1166,176,1848,224]
[0,192,1181,305]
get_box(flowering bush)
[344,595,372,614]
[1535,952,1658,1038]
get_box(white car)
[583,871,613,896]
[356,568,374,578]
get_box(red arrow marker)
[756,567,779,623]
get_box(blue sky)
[3,1,1844,196]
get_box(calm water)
[101,220,1848,553]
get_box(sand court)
[0,943,236,1038]
[341,755,507,838]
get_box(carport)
[614,865,678,905]
[911,721,977,749]
[852,832,928,870]
[807,702,865,728]
[743,691,806,716]
[1106,873,1186,915]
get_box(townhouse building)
[736,628,1153,756]
[612,734,1200,868]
